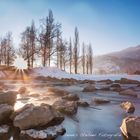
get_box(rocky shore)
[0,77,140,140]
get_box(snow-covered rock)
[20,125,66,139]
[0,125,9,134]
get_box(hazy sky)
[0,0,140,55]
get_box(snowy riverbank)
[33,67,140,81]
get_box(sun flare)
[14,57,27,70]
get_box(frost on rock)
[21,125,65,139]
[0,125,9,134]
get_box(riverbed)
[0,76,140,140]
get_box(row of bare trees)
[19,10,94,74]
[0,10,94,74]
[0,32,16,66]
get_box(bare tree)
[68,38,72,73]
[29,20,36,68]
[73,27,79,74]
[81,43,86,74]
[56,28,61,68]
[20,27,31,68]
[0,32,15,66]
[39,9,61,67]
[62,40,70,71]
[0,38,7,65]
[6,33,16,66]
[88,44,93,74]
[19,21,37,69]
[0,39,2,65]
[86,50,89,74]
[84,44,93,74]
[59,38,63,70]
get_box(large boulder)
[53,99,78,115]
[0,91,17,106]
[10,104,34,120]
[0,104,14,124]
[120,116,140,139]
[20,125,66,140]
[92,98,110,104]
[120,102,135,113]
[82,85,97,92]
[119,89,138,97]
[62,94,79,101]
[13,104,64,130]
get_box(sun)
[14,57,27,70]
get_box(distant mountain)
[94,45,140,74]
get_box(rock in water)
[97,79,113,84]
[92,98,110,104]
[47,87,69,96]
[120,116,140,139]
[110,83,122,92]
[82,85,97,92]
[120,102,135,113]
[62,94,79,101]
[77,100,89,107]
[0,104,14,124]
[13,104,64,130]
[119,89,138,97]
[99,86,110,91]
[115,78,140,84]
[79,79,95,84]
[53,99,78,115]
[111,83,121,88]
[20,125,66,140]
[0,91,17,106]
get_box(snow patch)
[21,125,64,139]
[33,67,140,81]
[0,125,9,133]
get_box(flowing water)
[0,77,140,140]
